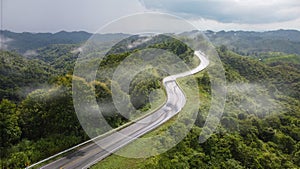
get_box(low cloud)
[226,83,282,117]
[71,47,83,54]
[0,35,13,50]
[23,50,38,57]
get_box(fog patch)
[0,35,13,50]
[71,47,83,54]
[127,36,152,49]
[23,50,38,57]
[225,83,282,118]
[22,84,51,95]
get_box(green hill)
[0,50,57,101]
[206,30,300,55]
[0,31,299,168]
[0,30,91,53]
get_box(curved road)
[38,51,209,169]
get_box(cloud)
[2,0,147,33]
[189,17,300,31]
[140,0,300,24]
[99,13,196,34]
[3,0,300,32]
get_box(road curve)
[39,51,209,169]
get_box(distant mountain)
[260,29,300,42]
[2,29,300,56]
[0,30,133,55]
[205,29,300,55]
[0,30,92,53]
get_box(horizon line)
[1,29,300,34]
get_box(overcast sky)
[1,0,300,32]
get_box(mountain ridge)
[2,29,300,55]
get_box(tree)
[220,45,228,53]
[0,99,21,157]
[19,77,85,140]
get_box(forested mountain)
[206,29,300,55]
[2,29,300,56]
[0,30,91,53]
[0,34,196,168]
[0,30,129,55]
[30,44,80,73]
[0,30,299,168]
[93,47,300,169]
[0,51,57,101]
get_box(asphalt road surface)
[39,51,209,169]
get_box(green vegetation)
[0,34,194,168]
[0,30,91,53]
[206,30,300,55]
[0,31,299,168]
[259,52,300,64]
[0,51,57,101]
[3,29,300,56]
[31,44,80,73]
[92,47,300,169]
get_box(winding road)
[36,51,209,169]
